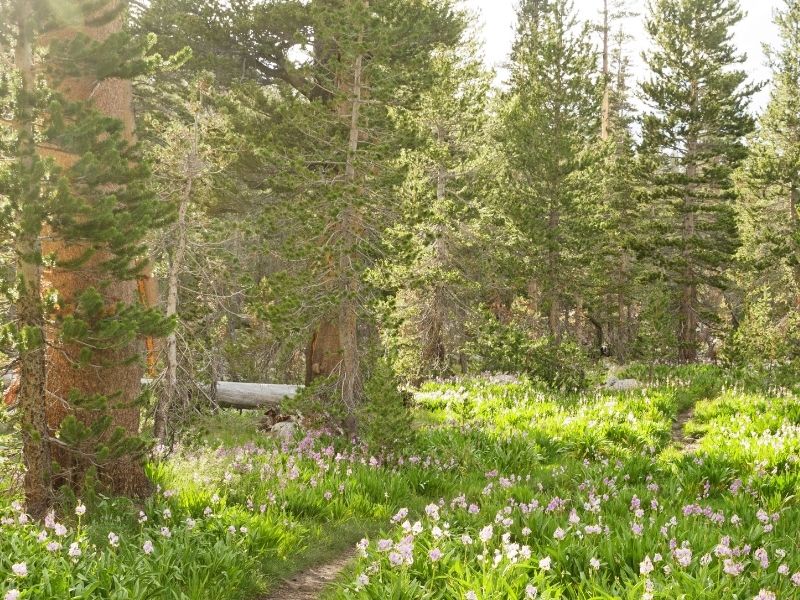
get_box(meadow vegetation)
[2,365,799,599]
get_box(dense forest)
[1,0,800,598]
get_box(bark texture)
[41,5,151,496]
[14,0,52,518]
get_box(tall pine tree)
[640,0,756,361]
[499,0,601,343]
[736,0,800,309]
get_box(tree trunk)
[679,131,698,362]
[154,176,191,441]
[547,206,561,342]
[14,0,51,518]
[337,41,364,429]
[307,21,365,431]
[790,183,800,309]
[41,4,150,496]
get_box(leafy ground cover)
[1,366,799,599]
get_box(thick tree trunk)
[14,0,51,517]
[306,319,342,384]
[41,5,150,496]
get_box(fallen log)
[4,374,299,411]
[213,382,299,409]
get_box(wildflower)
[525,584,538,598]
[54,523,67,537]
[429,548,442,561]
[356,573,369,588]
[68,542,81,558]
[553,527,566,540]
[590,557,601,570]
[465,592,478,600]
[425,504,440,521]
[723,559,744,576]
[673,547,692,568]
[639,556,654,575]
[522,527,531,536]
[700,553,712,567]
[479,525,493,543]
[143,540,154,555]
[754,547,769,569]
[75,502,86,516]
[138,511,148,524]
[584,524,602,535]
[163,508,172,520]
[468,504,480,514]
[778,564,789,575]
[203,507,213,517]
[36,530,47,542]
[753,591,776,600]
[461,534,473,545]
[792,572,800,586]
[160,526,172,538]
[108,532,120,548]
[186,518,196,529]
[239,526,248,534]
[538,556,552,571]
[378,540,394,552]
[5,590,20,600]
[391,508,408,523]
[11,563,27,578]
[388,552,403,566]
[47,541,61,552]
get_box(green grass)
[2,366,800,599]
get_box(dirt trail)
[671,406,699,451]
[262,549,356,600]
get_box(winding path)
[671,405,700,451]
[261,548,355,600]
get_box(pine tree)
[640,0,756,361]
[736,0,800,312]
[590,1,641,359]
[377,41,507,380]
[0,0,175,508]
[499,0,601,343]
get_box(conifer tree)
[499,0,601,343]
[640,0,756,361]
[377,41,507,380]
[736,0,800,311]
[591,2,640,359]
[0,0,175,508]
